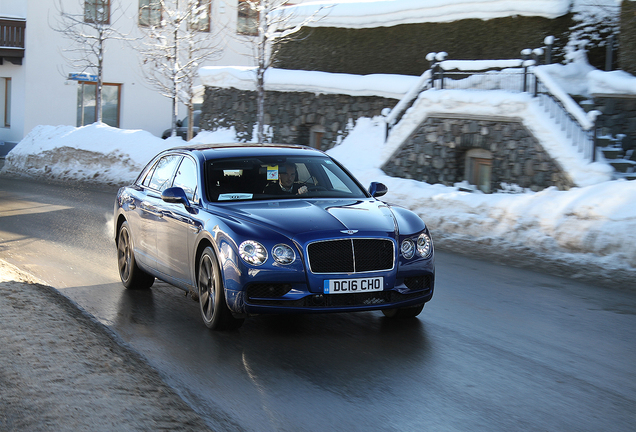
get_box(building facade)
[0,0,295,146]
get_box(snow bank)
[3,124,174,185]
[328,116,636,272]
[1,118,635,276]
[199,67,417,99]
[281,0,571,28]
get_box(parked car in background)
[114,143,435,330]
[161,110,201,139]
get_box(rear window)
[205,156,367,202]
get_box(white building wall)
[0,0,262,144]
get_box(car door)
[155,155,202,287]
[139,154,183,272]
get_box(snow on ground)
[3,59,636,281]
[3,116,636,279]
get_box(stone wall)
[201,88,575,192]
[273,15,576,76]
[200,87,394,149]
[593,95,636,154]
[382,115,574,192]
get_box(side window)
[148,155,181,192]
[173,157,199,203]
[138,163,156,187]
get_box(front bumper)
[239,273,434,315]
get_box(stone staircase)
[597,137,636,180]
[580,101,636,180]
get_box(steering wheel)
[305,185,327,192]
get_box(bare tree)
[240,0,329,143]
[137,0,222,140]
[51,0,129,124]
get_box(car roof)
[168,143,328,160]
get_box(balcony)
[0,18,26,65]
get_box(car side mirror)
[176,120,183,127]
[368,182,388,198]
[162,187,190,207]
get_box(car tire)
[117,221,155,289]
[198,246,244,330]
[382,303,425,319]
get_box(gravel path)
[0,260,213,431]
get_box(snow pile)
[542,60,636,97]
[4,124,175,185]
[201,60,636,101]
[281,0,572,28]
[2,124,253,185]
[329,116,636,273]
[199,67,418,99]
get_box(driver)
[263,162,308,195]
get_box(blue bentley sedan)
[114,144,434,330]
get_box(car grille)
[307,238,394,274]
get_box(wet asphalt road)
[0,176,635,431]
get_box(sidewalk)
[0,260,213,431]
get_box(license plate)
[324,277,383,294]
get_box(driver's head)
[279,163,296,188]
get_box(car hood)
[212,199,397,240]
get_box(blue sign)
[68,73,98,82]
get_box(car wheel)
[382,303,425,319]
[198,247,244,330]
[117,221,154,289]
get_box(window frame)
[172,156,200,204]
[85,0,111,25]
[237,0,259,36]
[76,81,122,128]
[138,0,162,27]
[1,77,11,128]
[147,154,183,192]
[189,0,211,32]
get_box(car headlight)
[239,240,268,266]
[401,239,415,259]
[272,244,295,265]
[417,233,433,258]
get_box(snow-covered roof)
[281,0,573,29]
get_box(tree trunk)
[187,104,194,141]
[256,1,268,144]
[171,19,179,137]
[96,25,104,124]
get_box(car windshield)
[205,155,368,202]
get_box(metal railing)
[533,74,598,161]
[386,58,599,162]
[0,18,26,49]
